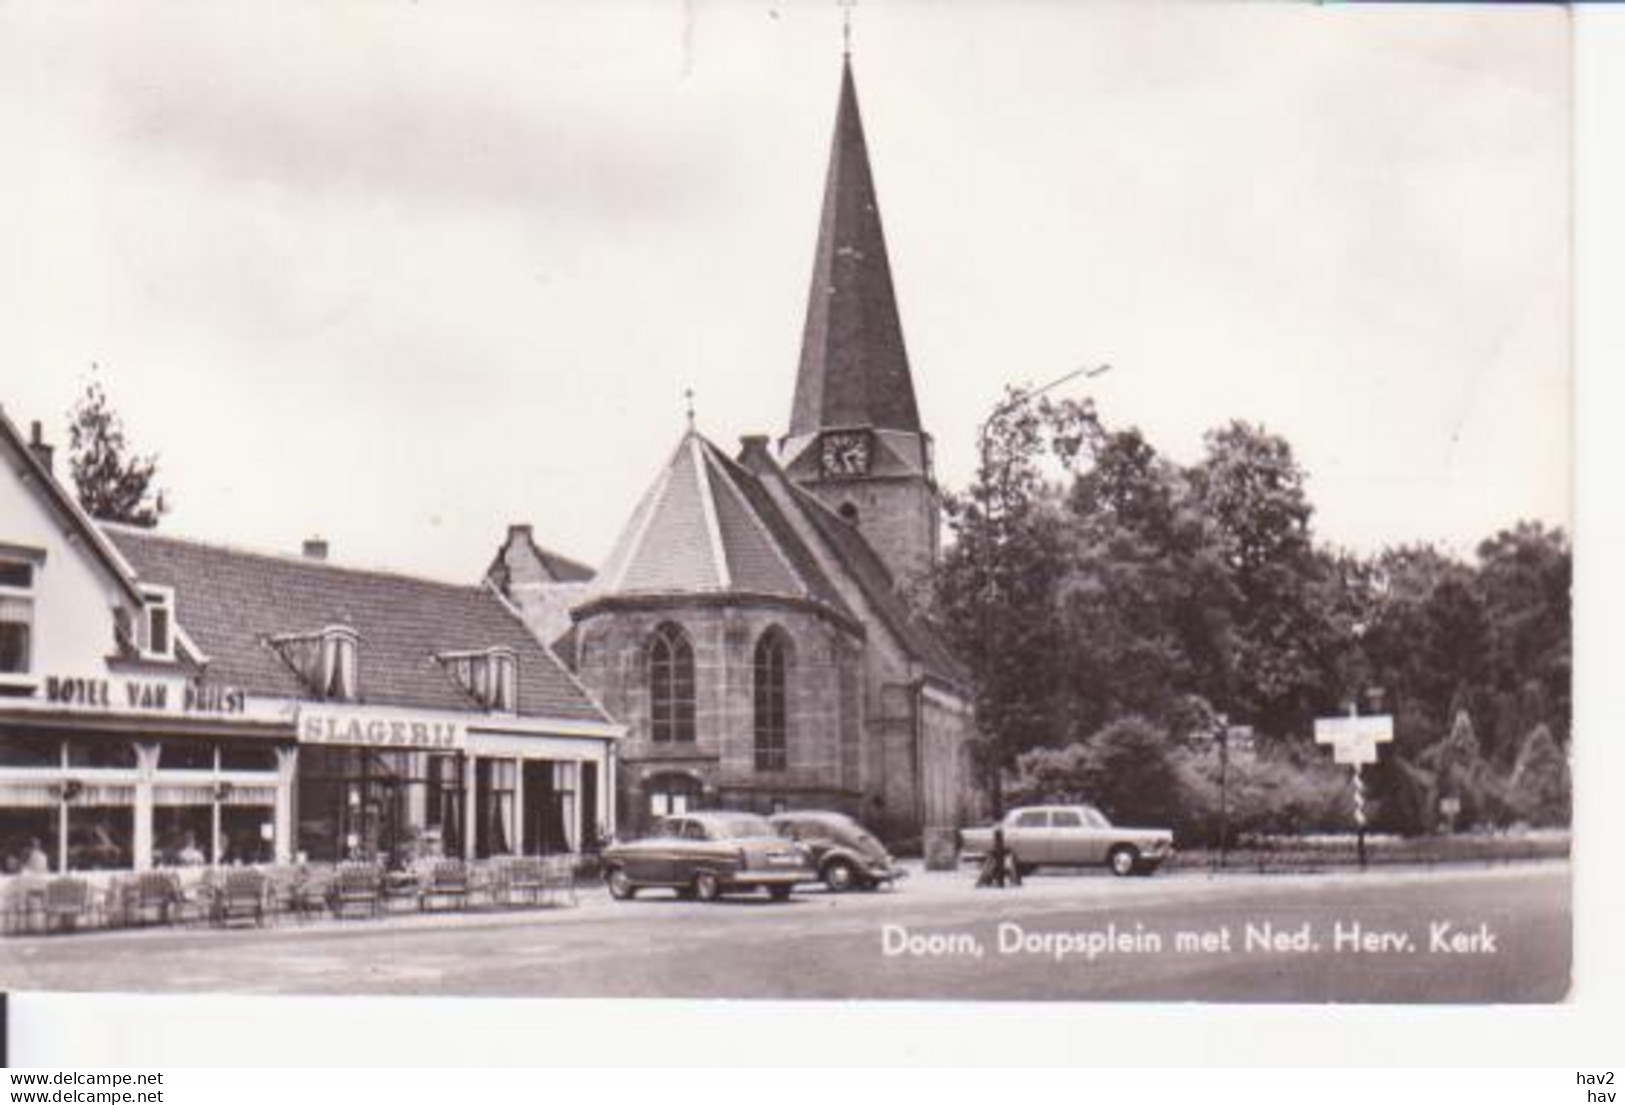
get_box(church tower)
[779,53,940,591]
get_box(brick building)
[490,55,982,844]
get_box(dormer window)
[320,628,358,701]
[438,647,519,712]
[142,587,175,660]
[269,625,360,702]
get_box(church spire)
[788,53,922,438]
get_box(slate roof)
[107,527,610,724]
[585,431,854,621]
[789,55,922,438]
[585,429,969,692]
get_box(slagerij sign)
[298,705,466,751]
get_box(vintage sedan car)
[959,804,1174,877]
[768,810,904,892]
[600,812,816,902]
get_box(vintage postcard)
[0,1,1571,1009]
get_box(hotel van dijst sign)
[298,706,466,751]
[43,675,247,715]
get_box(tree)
[67,375,166,527]
[935,389,1099,788]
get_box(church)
[489,54,982,846]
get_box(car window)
[1013,810,1048,828]
[1051,810,1083,828]
[1081,807,1109,828]
[655,818,685,838]
[681,821,709,841]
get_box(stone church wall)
[572,600,864,831]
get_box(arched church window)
[753,629,789,772]
[648,623,695,744]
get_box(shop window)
[219,743,278,772]
[438,647,519,712]
[753,629,789,772]
[648,623,695,743]
[154,804,214,866]
[0,807,60,874]
[0,732,61,769]
[67,805,134,871]
[159,738,216,772]
[475,758,517,858]
[141,587,175,660]
[0,558,35,676]
[221,805,276,865]
[66,737,137,770]
[297,746,461,865]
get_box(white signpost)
[1314,707,1393,867]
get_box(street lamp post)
[974,362,1112,817]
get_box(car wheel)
[1108,846,1140,878]
[693,871,722,903]
[768,884,793,902]
[823,858,858,893]
[606,867,636,900]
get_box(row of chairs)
[2,854,579,935]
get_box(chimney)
[737,435,773,473]
[27,421,54,475]
[506,523,534,548]
[302,537,329,561]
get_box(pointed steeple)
[788,55,921,438]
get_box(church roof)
[585,431,854,620]
[788,56,922,438]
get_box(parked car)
[768,810,904,892]
[958,805,1174,877]
[600,812,816,902]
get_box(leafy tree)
[67,376,166,526]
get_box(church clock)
[819,430,871,479]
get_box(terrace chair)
[540,854,578,908]
[261,866,303,924]
[42,877,90,933]
[419,859,470,912]
[498,857,546,908]
[211,869,270,927]
[289,866,335,922]
[125,871,181,926]
[328,863,382,920]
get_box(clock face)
[820,431,871,478]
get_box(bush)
[1004,716,1187,830]
[1508,723,1570,827]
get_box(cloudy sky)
[0,1,1570,583]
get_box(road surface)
[0,862,1569,1002]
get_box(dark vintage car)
[767,810,904,892]
[600,812,816,902]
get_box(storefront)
[290,706,613,865]
[0,410,622,876]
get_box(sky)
[0,1,1571,584]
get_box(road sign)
[1315,712,1393,766]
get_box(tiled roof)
[586,431,854,621]
[789,56,922,438]
[107,527,610,724]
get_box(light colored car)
[959,804,1174,877]
[600,812,816,902]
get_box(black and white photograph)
[0,0,1577,1022]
